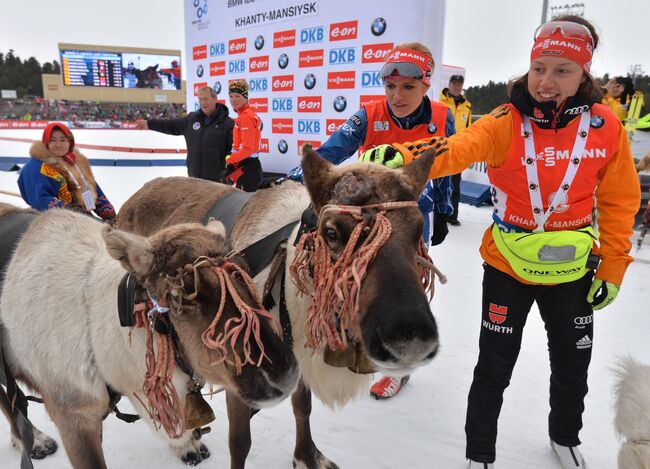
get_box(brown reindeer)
[117,147,440,468]
[0,208,299,468]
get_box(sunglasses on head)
[379,62,426,82]
[534,21,594,47]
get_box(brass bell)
[184,385,215,429]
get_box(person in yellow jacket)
[361,15,640,469]
[602,76,643,122]
[440,74,472,225]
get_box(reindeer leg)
[292,378,338,469]
[45,397,107,469]
[226,390,252,469]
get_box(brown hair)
[507,15,602,102]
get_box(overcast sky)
[1,0,648,88]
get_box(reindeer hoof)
[180,445,211,466]
[293,450,339,469]
[30,437,58,459]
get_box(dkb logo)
[362,71,382,87]
[249,78,267,92]
[298,120,321,134]
[329,48,355,65]
[272,98,293,112]
[300,26,324,44]
[229,60,245,73]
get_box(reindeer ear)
[401,150,436,194]
[102,225,154,276]
[301,145,338,211]
[205,219,226,239]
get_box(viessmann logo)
[248,98,268,113]
[327,71,355,89]
[298,96,322,113]
[249,56,269,72]
[272,75,294,92]
[274,29,296,48]
[209,61,225,76]
[228,38,247,54]
[192,45,207,61]
[362,43,394,63]
[299,49,324,68]
[329,20,358,41]
[272,118,293,134]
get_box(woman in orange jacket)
[226,79,263,192]
[362,15,640,469]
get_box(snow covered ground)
[0,129,649,468]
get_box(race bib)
[81,191,96,210]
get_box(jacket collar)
[29,141,84,166]
[509,82,594,130]
[200,103,230,125]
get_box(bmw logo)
[304,74,316,90]
[213,81,221,95]
[590,115,604,129]
[278,139,288,154]
[196,64,204,77]
[278,53,289,69]
[333,96,347,113]
[254,35,265,50]
[427,123,438,134]
[371,17,387,36]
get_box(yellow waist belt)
[491,224,597,284]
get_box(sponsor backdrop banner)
[184,0,446,173]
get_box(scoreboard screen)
[61,50,123,87]
[60,49,181,90]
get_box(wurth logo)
[209,61,225,76]
[362,43,394,63]
[272,75,294,92]
[299,49,324,68]
[249,56,269,72]
[228,38,247,54]
[272,118,293,134]
[298,96,322,113]
[329,20,358,41]
[274,30,296,48]
[327,71,355,89]
[488,303,508,325]
[326,119,346,135]
[248,98,268,113]
[192,45,207,61]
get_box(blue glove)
[587,279,620,310]
[287,165,304,183]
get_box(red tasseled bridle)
[290,201,434,352]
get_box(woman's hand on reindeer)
[360,144,404,169]
[587,279,620,310]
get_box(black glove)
[223,164,236,180]
[258,175,288,189]
[430,213,449,246]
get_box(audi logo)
[574,316,593,326]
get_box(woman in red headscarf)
[361,16,640,469]
[18,122,116,221]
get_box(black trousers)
[465,265,594,463]
[234,158,263,192]
[450,173,461,222]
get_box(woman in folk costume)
[18,122,116,221]
[361,15,640,469]
[225,79,263,192]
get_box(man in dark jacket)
[135,86,234,181]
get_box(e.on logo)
[209,61,225,76]
[274,30,296,48]
[359,95,384,108]
[248,98,268,113]
[298,96,322,113]
[259,138,270,153]
[272,118,293,134]
[228,38,247,54]
[326,119,346,135]
[249,56,269,72]
[329,20,358,41]
[299,49,324,68]
[362,43,394,63]
[192,45,207,61]
[193,82,208,95]
[327,71,355,89]
[272,75,294,92]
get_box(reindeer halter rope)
[134,255,273,439]
[290,201,434,352]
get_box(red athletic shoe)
[369,375,410,399]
